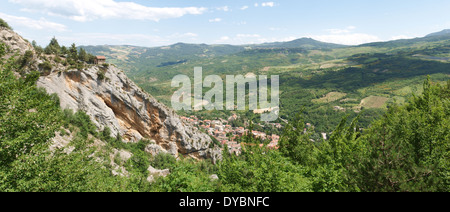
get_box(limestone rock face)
[0,27,34,55]
[1,27,222,162]
[37,66,221,161]
[145,142,168,157]
[147,165,171,183]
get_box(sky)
[1,0,450,47]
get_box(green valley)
[83,30,450,135]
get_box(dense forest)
[1,38,448,191]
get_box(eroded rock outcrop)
[37,65,221,161]
[0,27,34,55]
[1,27,221,162]
[147,165,170,183]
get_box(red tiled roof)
[96,56,106,60]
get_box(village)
[180,114,283,154]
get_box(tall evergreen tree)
[78,48,88,62]
[44,37,61,55]
[69,43,78,61]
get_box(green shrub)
[53,56,62,64]
[100,126,114,142]
[38,61,53,74]
[18,50,34,68]
[129,151,151,175]
[65,111,98,139]
[151,153,177,170]
[97,70,106,81]
[0,18,12,30]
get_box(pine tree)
[44,37,61,55]
[69,43,78,61]
[78,48,88,62]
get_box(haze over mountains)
[425,29,450,37]
[84,28,450,50]
[82,29,450,68]
[81,37,347,69]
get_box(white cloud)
[236,34,261,38]
[209,18,222,23]
[311,33,381,45]
[325,26,357,34]
[0,12,67,31]
[391,35,415,40]
[254,36,297,44]
[217,6,230,12]
[240,6,249,10]
[311,26,381,45]
[9,0,207,22]
[215,34,297,45]
[169,32,198,38]
[218,36,230,42]
[254,2,275,8]
[183,32,198,37]
[58,32,201,47]
[326,29,351,34]
[261,2,275,7]
[269,27,285,31]
[58,33,169,46]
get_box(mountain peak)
[256,37,346,49]
[426,29,450,37]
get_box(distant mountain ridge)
[254,37,347,49]
[83,29,450,54]
[426,29,450,37]
[83,37,346,57]
[360,29,450,48]
[82,37,347,72]
[83,29,450,66]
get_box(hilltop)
[426,29,450,37]
[254,37,347,49]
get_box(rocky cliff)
[1,27,221,162]
[0,27,34,55]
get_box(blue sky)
[1,0,450,47]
